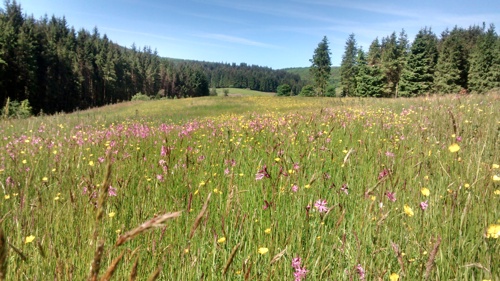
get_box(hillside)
[282,66,341,88]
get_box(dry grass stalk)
[99,250,126,281]
[270,247,287,265]
[6,241,26,261]
[0,228,7,281]
[390,241,405,275]
[223,242,241,275]
[93,160,113,242]
[424,236,441,279]
[146,265,162,281]
[225,184,235,217]
[36,240,46,258]
[189,193,212,239]
[116,211,182,247]
[87,240,105,281]
[128,257,139,281]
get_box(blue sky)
[13,0,500,69]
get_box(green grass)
[217,88,276,97]
[0,94,499,280]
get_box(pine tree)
[468,24,499,93]
[340,33,357,97]
[355,49,384,97]
[309,36,332,96]
[434,27,468,94]
[398,27,438,96]
[367,38,381,66]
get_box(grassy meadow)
[0,94,499,280]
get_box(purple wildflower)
[291,184,299,193]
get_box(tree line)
[339,24,499,97]
[0,1,303,115]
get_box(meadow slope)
[0,94,499,280]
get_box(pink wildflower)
[291,184,299,193]
[291,256,302,269]
[420,200,428,210]
[108,186,117,197]
[356,264,366,280]
[314,199,329,213]
[386,192,396,202]
[378,169,390,180]
[294,267,308,281]
[340,183,349,194]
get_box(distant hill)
[282,67,341,88]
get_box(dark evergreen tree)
[380,30,408,97]
[398,27,438,96]
[468,24,499,93]
[340,33,357,97]
[434,27,468,93]
[355,49,384,97]
[367,37,381,66]
[309,36,332,96]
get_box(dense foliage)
[341,25,499,97]
[309,36,332,96]
[0,1,303,115]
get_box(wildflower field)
[0,94,499,280]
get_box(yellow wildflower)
[108,212,116,218]
[25,235,35,244]
[89,161,94,167]
[492,164,499,169]
[448,143,460,153]
[421,187,430,197]
[258,247,269,255]
[390,273,400,281]
[404,204,414,217]
[493,175,500,182]
[264,228,271,234]
[486,224,500,239]
[217,237,226,244]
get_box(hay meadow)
[0,94,499,280]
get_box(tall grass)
[0,94,499,280]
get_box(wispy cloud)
[196,33,279,48]
[101,27,181,42]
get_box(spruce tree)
[380,32,401,97]
[468,24,499,93]
[355,49,384,97]
[340,33,357,97]
[434,27,468,94]
[398,27,438,97]
[309,36,332,96]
